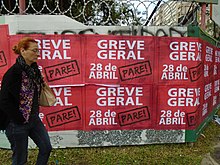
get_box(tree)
[1,0,139,26]
[60,0,138,26]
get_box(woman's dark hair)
[12,37,38,55]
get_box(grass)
[0,119,220,165]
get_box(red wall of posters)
[0,25,220,132]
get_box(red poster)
[214,47,220,80]
[201,81,214,120]
[216,48,220,80]
[203,41,215,84]
[157,37,204,85]
[156,85,203,130]
[84,35,155,85]
[40,86,84,131]
[0,25,10,83]
[84,84,153,130]
[9,35,83,86]
[212,79,220,111]
[213,47,220,110]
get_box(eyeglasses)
[28,49,40,53]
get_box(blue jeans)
[5,115,52,165]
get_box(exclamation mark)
[142,108,146,118]
[0,53,2,63]
[144,63,149,73]
[72,109,76,118]
[71,62,76,72]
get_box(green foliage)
[67,0,135,26]
[1,120,220,165]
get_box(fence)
[0,0,204,26]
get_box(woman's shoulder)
[3,63,22,82]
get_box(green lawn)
[0,120,220,165]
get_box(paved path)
[201,143,220,165]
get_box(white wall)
[212,3,220,27]
[0,15,187,37]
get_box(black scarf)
[16,55,43,122]
[16,55,43,86]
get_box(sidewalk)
[201,143,220,165]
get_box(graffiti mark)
[78,28,98,34]
[108,29,137,36]
[155,29,168,37]
[17,31,46,35]
[16,26,187,37]
[60,30,77,34]
[50,135,64,145]
[140,28,155,36]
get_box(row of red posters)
[3,34,219,86]
[39,83,220,131]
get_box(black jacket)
[0,62,26,127]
